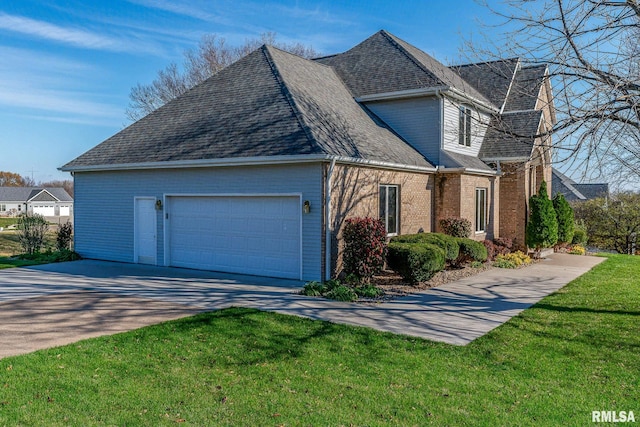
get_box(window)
[379,185,399,235]
[475,188,487,233]
[459,106,472,146]
[0,204,5,212]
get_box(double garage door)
[167,196,301,279]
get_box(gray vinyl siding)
[73,163,324,281]
[443,97,489,156]
[365,97,441,164]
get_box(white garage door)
[168,196,301,279]
[33,205,54,216]
[60,206,70,216]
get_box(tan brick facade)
[434,173,499,242]
[327,164,434,276]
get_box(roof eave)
[436,166,498,176]
[355,86,449,102]
[60,154,437,174]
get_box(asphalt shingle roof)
[480,110,543,160]
[0,187,72,202]
[315,31,491,105]
[63,45,433,170]
[504,65,547,112]
[450,59,520,111]
[440,150,495,172]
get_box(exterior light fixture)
[303,200,311,214]
[155,199,163,210]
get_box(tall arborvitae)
[553,193,575,246]
[526,181,558,256]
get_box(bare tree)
[126,32,320,121]
[39,179,74,197]
[469,0,640,186]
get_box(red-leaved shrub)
[483,239,497,260]
[342,217,387,283]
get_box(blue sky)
[0,0,501,183]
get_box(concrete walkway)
[0,253,605,358]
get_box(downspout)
[325,158,336,281]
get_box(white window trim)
[380,184,399,236]
[459,105,472,147]
[475,187,487,233]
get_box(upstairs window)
[379,184,399,236]
[459,106,472,146]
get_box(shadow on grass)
[534,303,640,317]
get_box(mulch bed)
[360,263,495,303]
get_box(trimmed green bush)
[387,242,445,284]
[553,193,575,245]
[456,238,488,264]
[56,221,74,252]
[391,233,459,262]
[572,220,589,245]
[526,181,558,254]
[17,213,49,255]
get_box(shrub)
[56,221,73,252]
[324,285,358,302]
[572,221,588,245]
[494,251,531,268]
[355,284,383,298]
[456,238,488,265]
[387,242,445,284]
[439,217,472,238]
[342,217,387,283]
[483,240,497,261]
[391,233,459,263]
[301,281,324,297]
[553,193,575,246]
[493,237,513,255]
[567,244,586,255]
[526,181,558,255]
[17,213,49,255]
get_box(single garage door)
[33,205,55,216]
[168,196,301,279]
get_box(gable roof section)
[503,65,547,112]
[0,187,72,202]
[480,110,543,160]
[449,58,520,111]
[440,150,495,173]
[62,45,433,171]
[552,169,609,201]
[315,30,492,106]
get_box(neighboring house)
[61,30,554,281]
[552,169,609,202]
[0,187,73,218]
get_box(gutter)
[60,154,437,174]
[436,166,499,177]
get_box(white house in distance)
[0,187,74,219]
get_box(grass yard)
[0,254,637,426]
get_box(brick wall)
[434,173,499,241]
[328,164,434,276]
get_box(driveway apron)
[0,254,605,358]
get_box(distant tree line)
[0,171,73,197]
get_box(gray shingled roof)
[504,65,547,112]
[63,45,433,170]
[480,110,542,160]
[450,58,520,111]
[0,187,72,202]
[440,150,495,172]
[552,169,609,201]
[315,30,491,105]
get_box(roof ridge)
[379,30,445,87]
[261,46,322,153]
[450,57,521,68]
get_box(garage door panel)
[168,196,301,279]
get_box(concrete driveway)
[0,254,605,358]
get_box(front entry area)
[166,195,301,280]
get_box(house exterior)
[0,187,73,219]
[552,169,609,202]
[61,30,554,281]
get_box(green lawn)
[0,254,637,426]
